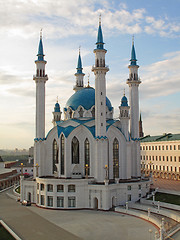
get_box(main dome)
[66,87,112,111]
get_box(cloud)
[0,0,179,39]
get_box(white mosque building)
[20,19,150,210]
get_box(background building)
[140,133,180,180]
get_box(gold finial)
[132,35,134,45]
[40,28,43,39]
[56,96,58,103]
[99,14,101,26]
[79,45,81,55]
[87,73,90,87]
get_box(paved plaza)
[0,189,158,240]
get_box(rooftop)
[140,133,180,142]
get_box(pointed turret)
[139,113,144,138]
[119,92,130,140]
[52,98,62,126]
[130,38,137,66]
[96,15,104,50]
[73,48,85,92]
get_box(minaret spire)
[73,47,85,92]
[96,14,104,49]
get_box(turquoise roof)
[140,133,180,142]
[65,87,113,111]
[130,42,137,66]
[54,102,60,112]
[121,95,128,107]
[96,23,104,49]
[76,53,84,74]
[36,37,45,61]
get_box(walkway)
[0,189,81,240]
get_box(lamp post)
[20,163,24,176]
[148,229,152,240]
[104,165,108,180]
[85,164,89,179]
[149,161,153,178]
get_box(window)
[140,146,142,150]
[149,156,151,161]
[128,194,131,201]
[163,156,165,161]
[174,156,176,162]
[127,185,131,190]
[61,135,65,175]
[152,146,154,150]
[72,137,79,164]
[47,184,53,192]
[159,156,161,161]
[146,156,148,160]
[179,157,180,162]
[78,107,84,117]
[156,156,158,161]
[178,145,180,150]
[167,156,168,161]
[68,197,76,207]
[37,183,39,190]
[57,184,64,192]
[40,184,44,191]
[155,146,157,150]
[146,146,148,150]
[101,123,103,126]
[113,138,119,179]
[143,146,145,150]
[152,156,154,161]
[138,185,141,190]
[170,145,172,150]
[68,184,75,192]
[84,138,90,176]
[159,146,161,150]
[171,166,173,172]
[91,107,95,118]
[57,197,64,207]
[166,146,168,150]
[53,139,58,173]
[143,156,145,160]
[139,194,141,198]
[41,195,44,205]
[170,156,172,162]
[37,194,39,204]
[149,146,151,150]
[175,167,177,172]
[167,166,169,171]
[159,166,161,170]
[163,166,165,171]
[47,196,53,207]
[162,146,164,150]
[174,145,176,150]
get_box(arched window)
[84,138,90,175]
[40,69,42,77]
[43,70,45,77]
[96,59,99,67]
[72,137,79,164]
[113,138,119,179]
[69,109,72,118]
[91,107,95,118]
[53,139,58,173]
[61,135,65,175]
[78,107,83,118]
[37,69,39,76]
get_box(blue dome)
[54,102,60,112]
[121,95,128,107]
[66,87,113,111]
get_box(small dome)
[121,95,128,107]
[54,102,60,112]
[66,87,112,111]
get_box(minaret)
[73,48,85,92]
[92,16,109,182]
[126,37,141,178]
[119,92,130,140]
[52,98,62,126]
[33,31,48,139]
[127,38,141,139]
[139,113,144,137]
[92,15,109,137]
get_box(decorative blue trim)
[131,137,140,141]
[34,137,46,142]
[95,136,107,140]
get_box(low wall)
[141,198,180,211]
[0,220,22,240]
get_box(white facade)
[21,21,150,210]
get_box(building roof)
[11,159,34,168]
[54,102,60,112]
[140,133,180,142]
[121,95,128,107]
[65,87,113,111]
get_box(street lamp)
[85,164,89,179]
[104,165,108,180]
[20,163,24,176]
[148,229,152,240]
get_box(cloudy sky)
[0,0,180,149]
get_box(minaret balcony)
[126,78,141,84]
[33,75,48,81]
[92,65,109,72]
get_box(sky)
[0,0,180,149]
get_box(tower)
[52,99,62,126]
[126,38,141,177]
[119,93,130,140]
[33,31,48,139]
[139,113,144,137]
[73,48,85,92]
[92,16,109,182]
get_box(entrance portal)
[93,197,98,210]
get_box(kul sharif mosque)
[20,18,150,210]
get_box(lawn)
[0,224,15,240]
[149,192,180,205]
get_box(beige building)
[140,133,180,181]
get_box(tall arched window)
[72,137,79,164]
[84,138,90,175]
[91,107,95,118]
[78,107,83,118]
[113,138,119,179]
[53,139,58,173]
[61,135,65,175]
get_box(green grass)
[15,186,20,194]
[149,192,180,205]
[0,224,15,240]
